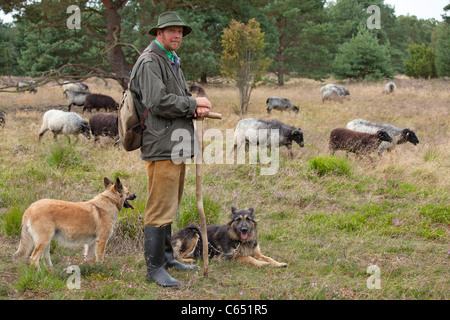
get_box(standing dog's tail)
[12,214,34,261]
[171,225,202,263]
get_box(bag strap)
[135,51,161,130]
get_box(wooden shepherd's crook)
[195,111,222,277]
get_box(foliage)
[264,0,332,83]
[221,18,271,115]
[0,0,449,84]
[46,142,82,168]
[403,44,437,78]
[0,204,24,237]
[434,23,450,77]
[308,155,353,177]
[176,193,223,228]
[332,27,394,80]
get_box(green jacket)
[129,41,198,161]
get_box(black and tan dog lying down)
[171,206,287,267]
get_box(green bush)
[419,203,449,224]
[1,204,24,237]
[308,155,353,177]
[46,143,82,168]
[404,44,437,79]
[332,27,393,80]
[435,23,450,77]
[176,193,223,228]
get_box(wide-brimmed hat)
[148,11,192,36]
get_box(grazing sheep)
[320,84,350,103]
[346,119,419,154]
[89,113,118,142]
[62,82,90,97]
[39,109,91,142]
[0,111,5,128]
[383,82,396,94]
[66,90,91,112]
[189,84,206,97]
[16,81,37,93]
[329,128,392,157]
[83,94,119,114]
[233,118,304,159]
[266,97,299,114]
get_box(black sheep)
[329,128,392,156]
[89,113,118,142]
[83,94,119,114]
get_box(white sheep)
[383,82,396,94]
[62,82,90,94]
[38,109,91,142]
[346,119,419,154]
[66,90,91,112]
[320,84,350,103]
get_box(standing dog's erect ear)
[247,207,254,214]
[104,177,113,189]
[114,178,123,193]
[231,206,237,214]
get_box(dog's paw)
[278,262,287,268]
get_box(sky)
[1,0,449,23]
[384,0,449,20]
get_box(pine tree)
[332,27,393,80]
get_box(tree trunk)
[104,1,132,90]
[277,48,284,86]
[200,73,207,84]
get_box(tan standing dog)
[13,177,136,270]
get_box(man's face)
[156,26,184,52]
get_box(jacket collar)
[145,41,184,90]
[147,41,173,65]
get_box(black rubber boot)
[164,224,198,271]
[144,226,181,287]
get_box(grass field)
[0,76,448,300]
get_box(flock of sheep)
[240,81,418,160]
[320,82,418,158]
[4,79,418,162]
[36,82,120,143]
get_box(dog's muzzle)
[240,227,248,240]
[124,194,136,209]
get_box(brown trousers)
[144,160,185,227]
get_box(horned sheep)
[346,119,419,154]
[329,128,392,156]
[38,109,91,142]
